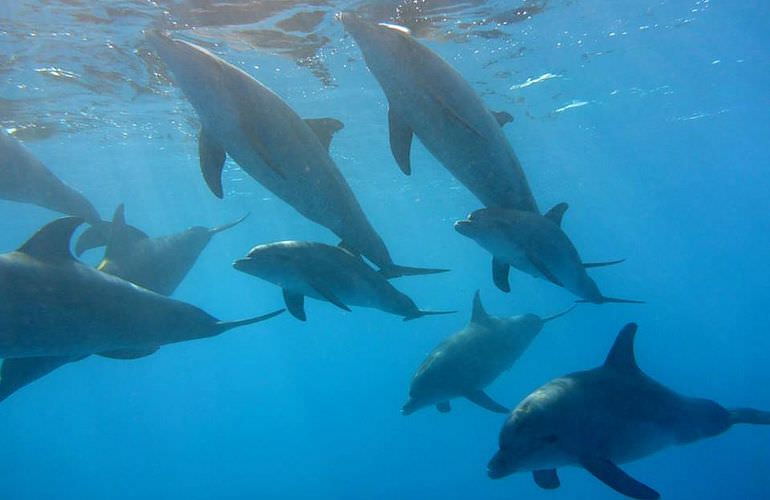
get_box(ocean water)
[1,1,769,499]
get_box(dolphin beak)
[232,258,252,273]
[486,451,514,479]
[453,219,472,235]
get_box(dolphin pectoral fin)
[436,401,451,413]
[306,281,351,312]
[282,289,307,321]
[580,457,660,500]
[304,118,344,151]
[199,129,227,198]
[98,347,159,360]
[0,355,85,403]
[387,107,413,175]
[532,469,560,490]
[544,202,569,226]
[18,217,83,261]
[491,110,513,127]
[465,390,509,414]
[492,258,511,292]
[525,252,564,287]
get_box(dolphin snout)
[453,219,473,235]
[232,258,253,272]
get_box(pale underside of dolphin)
[402,291,574,415]
[341,13,538,213]
[0,217,283,403]
[488,323,770,499]
[0,129,101,223]
[147,31,444,279]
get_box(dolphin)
[0,129,100,223]
[340,13,538,212]
[402,291,573,415]
[147,31,444,279]
[75,204,248,296]
[454,204,641,304]
[233,241,454,321]
[0,217,283,402]
[487,323,770,499]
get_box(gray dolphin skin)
[0,129,100,223]
[402,291,573,416]
[487,323,770,499]
[147,31,444,279]
[75,204,248,296]
[340,13,538,212]
[454,204,641,304]
[233,241,454,321]
[0,217,284,402]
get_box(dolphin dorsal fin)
[18,217,83,261]
[304,118,344,151]
[544,203,569,226]
[471,290,490,323]
[603,323,640,373]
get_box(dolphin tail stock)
[729,408,770,426]
[209,212,250,235]
[379,264,450,279]
[215,309,285,332]
[583,259,626,268]
[542,304,578,323]
[576,296,645,305]
[403,309,457,322]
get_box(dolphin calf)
[0,217,283,402]
[0,129,100,223]
[487,323,770,499]
[402,292,573,416]
[147,31,444,279]
[454,204,641,304]
[233,241,454,321]
[340,13,538,212]
[75,204,248,296]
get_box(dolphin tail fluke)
[542,304,578,323]
[729,408,770,426]
[403,310,456,321]
[576,296,645,305]
[380,264,449,279]
[216,309,285,331]
[209,213,250,235]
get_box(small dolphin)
[454,204,641,304]
[75,204,248,296]
[340,13,538,212]
[233,241,454,321]
[0,129,100,223]
[487,323,770,499]
[147,31,444,279]
[402,292,573,416]
[0,217,283,401]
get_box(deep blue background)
[1,1,769,498]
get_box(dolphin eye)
[543,434,558,444]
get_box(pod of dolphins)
[0,13,766,499]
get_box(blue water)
[1,1,769,498]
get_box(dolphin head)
[488,382,572,478]
[232,242,302,287]
[339,12,415,66]
[454,208,522,248]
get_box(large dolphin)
[454,204,641,304]
[0,217,283,402]
[233,241,454,321]
[75,204,248,296]
[147,31,444,279]
[487,323,770,499]
[402,292,573,415]
[0,129,100,223]
[340,13,538,212]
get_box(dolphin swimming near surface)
[147,31,444,279]
[487,323,770,499]
[402,291,573,416]
[0,129,100,223]
[75,204,248,296]
[340,13,538,212]
[0,217,284,402]
[233,241,454,321]
[454,204,641,304]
